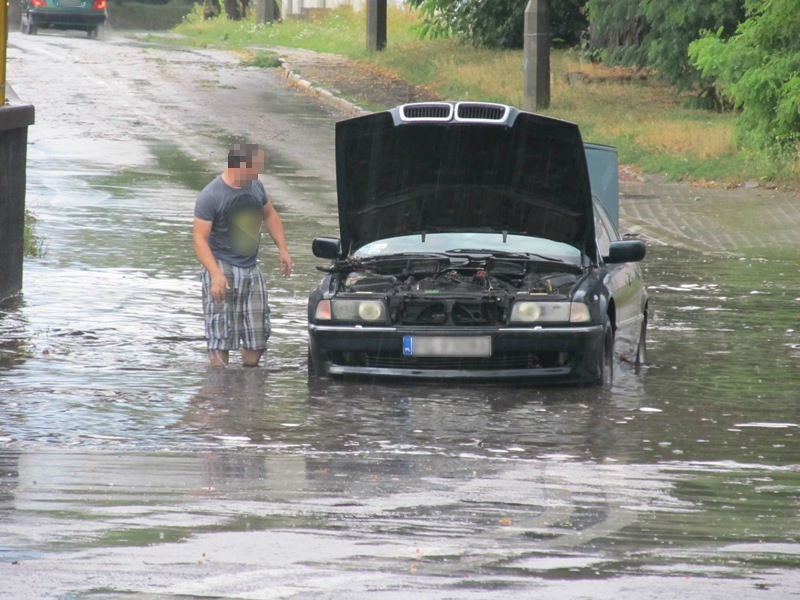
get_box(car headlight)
[330,299,387,323]
[510,301,591,323]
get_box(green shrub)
[690,0,800,163]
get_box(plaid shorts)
[202,261,271,351]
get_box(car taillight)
[31,0,47,7]
[92,0,107,9]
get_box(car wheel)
[591,325,614,386]
[601,327,614,386]
[635,313,647,368]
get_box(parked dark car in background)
[308,102,647,386]
[19,0,107,38]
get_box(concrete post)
[0,92,36,303]
[366,0,387,52]
[2,0,8,104]
[523,0,550,111]
[254,0,279,23]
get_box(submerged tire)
[590,325,614,386]
[635,313,647,368]
[601,327,614,386]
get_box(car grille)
[400,103,453,121]
[399,300,500,325]
[328,351,569,371]
[400,301,447,325]
[456,102,507,121]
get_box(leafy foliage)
[411,0,588,49]
[586,0,745,93]
[689,0,800,160]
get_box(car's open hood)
[335,102,597,261]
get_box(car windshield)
[354,233,582,264]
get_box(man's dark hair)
[228,143,262,169]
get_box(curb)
[278,56,367,118]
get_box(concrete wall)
[282,0,403,18]
[0,95,35,304]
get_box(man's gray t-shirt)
[195,176,268,268]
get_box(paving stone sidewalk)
[619,174,799,257]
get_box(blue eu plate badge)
[402,336,413,356]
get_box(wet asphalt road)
[1,29,799,599]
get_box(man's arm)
[262,202,293,276]
[193,217,230,301]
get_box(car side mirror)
[312,237,341,260]
[604,240,646,264]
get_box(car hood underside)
[335,104,597,261]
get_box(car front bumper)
[308,323,606,383]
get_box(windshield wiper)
[444,249,568,263]
[327,252,462,273]
[352,252,454,263]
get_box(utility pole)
[523,0,550,111]
[254,0,279,24]
[1,0,7,104]
[366,0,386,51]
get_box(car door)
[596,204,645,348]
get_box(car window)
[354,233,582,264]
[594,202,619,257]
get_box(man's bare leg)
[208,349,229,367]
[241,348,264,367]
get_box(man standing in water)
[193,143,293,367]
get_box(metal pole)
[366,0,386,52]
[523,0,550,111]
[1,0,8,104]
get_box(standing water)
[1,31,798,599]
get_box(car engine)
[341,258,580,296]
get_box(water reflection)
[0,445,797,596]
[0,297,30,370]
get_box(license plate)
[403,336,492,358]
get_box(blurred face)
[240,150,265,181]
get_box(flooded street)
[1,30,799,599]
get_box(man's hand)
[279,250,293,277]
[210,272,230,302]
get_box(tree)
[203,0,251,20]
[689,0,800,160]
[586,0,745,94]
[412,0,588,49]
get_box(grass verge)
[163,6,796,188]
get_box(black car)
[19,0,107,38]
[308,102,647,385]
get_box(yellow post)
[1,0,7,104]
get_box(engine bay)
[339,256,582,296]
